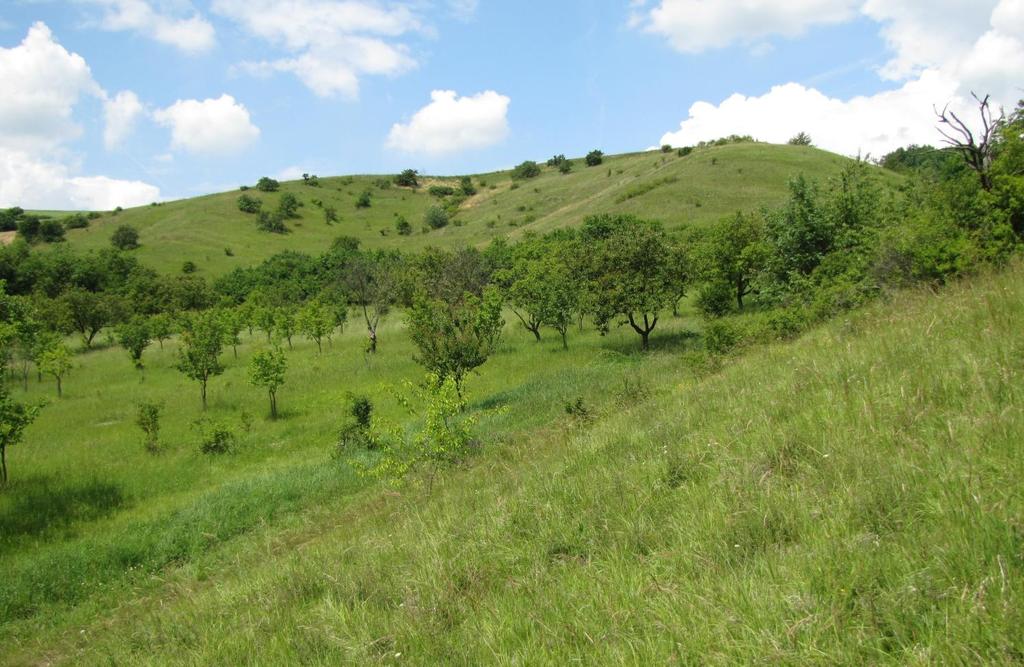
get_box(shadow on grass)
[0,477,126,553]
[598,328,700,355]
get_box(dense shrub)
[585,150,604,167]
[428,185,455,197]
[256,177,280,192]
[237,194,262,214]
[395,216,413,235]
[355,190,372,208]
[394,169,419,187]
[110,225,140,250]
[424,205,449,230]
[695,281,734,318]
[512,161,541,179]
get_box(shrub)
[277,192,301,218]
[194,419,236,454]
[428,185,455,197]
[256,177,280,192]
[559,160,573,174]
[459,176,477,196]
[394,169,419,188]
[788,132,813,146]
[39,220,66,243]
[136,401,162,453]
[355,190,372,208]
[237,194,262,214]
[512,161,541,179]
[585,150,604,166]
[424,205,449,229]
[182,261,197,274]
[677,146,693,157]
[704,320,741,355]
[661,144,673,153]
[695,281,734,318]
[395,216,412,235]
[256,211,287,234]
[110,224,140,250]
[63,213,89,229]
[301,173,320,187]
[546,154,567,167]
[338,395,375,451]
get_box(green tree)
[256,176,280,192]
[788,132,813,146]
[237,194,262,213]
[248,346,287,419]
[220,308,245,358]
[344,252,400,354]
[149,313,174,349]
[512,160,541,179]
[585,149,604,166]
[274,308,296,349]
[116,316,152,370]
[424,205,449,230]
[296,300,333,353]
[176,311,225,410]
[459,176,477,196]
[38,340,73,397]
[394,169,419,187]
[0,383,40,484]
[58,288,115,348]
[136,400,162,453]
[695,212,767,310]
[110,224,140,250]
[277,192,301,218]
[395,216,413,235]
[406,286,504,395]
[355,190,372,208]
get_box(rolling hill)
[58,142,894,276]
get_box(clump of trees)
[256,177,280,192]
[512,161,541,179]
[111,225,140,250]
[237,194,262,214]
[395,169,419,188]
[585,150,604,166]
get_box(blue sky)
[0,1,1020,209]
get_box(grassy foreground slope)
[18,264,1024,664]
[62,143,870,276]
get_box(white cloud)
[103,90,144,149]
[648,0,1024,158]
[153,94,260,156]
[632,0,858,54]
[212,0,421,98]
[386,89,510,155]
[79,0,216,54]
[0,22,160,209]
[448,0,480,21]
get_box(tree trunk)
[56,376,62,397]
[737,278,746,310]
[270,390,277,420]
[1,445,7,485]
[201,381,207,410]
[22,362,28,391]
[316,339,322,354]
[530,326,541,342]
[641,331,649,351]
[233,345,238,359]
[561,329,568,350]
[158,338,164,350]
[286,336,292,350]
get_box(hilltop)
[56,142,889,276]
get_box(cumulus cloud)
[631,0,858,54]
[0,22,160,209]
[213,0,420,98]
[386,90,510,155]
[153,94,260,156]
[79,0,216,54]
[103,90,144,149]
[645,0,1024,157]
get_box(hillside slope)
[16,263,1023,664]
[60,143,891,276]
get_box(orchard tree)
[0,383,40,484]
[38,340,73,397]
[149,313,175,349]
[497,241,578,346]
[695,212,767,310]
[586,215,681,350]
[220,308,246,358]
[344,251,400,354]
[274,308,296,349]
[297,300,333,353]
[116,316,152,370]
[406,286,504,395]
[59,288,116,348]
[176,311,225,410]
[252,305,276,342]
[249,346,287,419]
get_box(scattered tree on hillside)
[559,160,573,174]
[355,190,372,208]
[512,161,541,179]
[343,252,400,354]
[149,313,174,349]
[297,300,333,353]
[237,194,262,214]
[585,150,604,167]
[301,173,320,187]
[788,132,813,146]
[694,212,767,310]
[424,205,449,230]
[116,316,152,369]
[136,400,162,453]
[459,176,477,196]
[58,288,116,348]
[274,308,296,349]
[249,346,287,420]
[38,340,73,397]
[176,311,225,410]
[546,154,567,167]
[0,383,40,484]
[256,177,280,192]
[395,169,419,188]
[111,225,140,250]
[323,205,338,225]
[935,92,1000,191]
[395,216,413,235]
[220,308,245,358]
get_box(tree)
[585,150,604,166]
[343,252,400,354]
[252,305,276,342]
[512,160,541,179]
[38,340,73,397]
[395,169,419,188]
[694,212,767,310]
[0,383,40,484]
[220,308,245,358]
[395,216,413,235]
[406,286,504,395]
[586,215,681,350]
[459,176,477,196]
[788,132,813,146]
[116,316,152,370]
[297,300,333,353]
[277,192,301,218]
[424,205,449,230]
[559,160,573,174]
[935,92,1000,191]
[149,313,174,349]
[111,225,140,250]
[176,311,225,410]
[546,154,567,167]
[355,190,372,208]
[249,346,287,419]
[39,220,65,243]
[136,400,162,453]
[323,205,338,225]
[256,176,280,192]
[58,288,114,348]
[274,308,296,349]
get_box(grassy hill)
[3,257,1021,663]
[59,143,885,276]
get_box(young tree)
[110,224,140,250]
[277,192,301,218]
[237,194,262,213]
[149,313,175,349]
[512,160,541,179]
[424,205,449,230]
[695,212,767,310]
[58,288,115,348]
[0,383,40,484]
[220,308,245,358]
[116,316,152,370]
[344,252,400,354]
[38,340,73,397]
[252,305,276,342]
[274,308,296,349]
[586,215,681,350]
[406,286,504,395]
[394,169,419,188]
[788,132,813,146]
[136,400,162,453]
[249,346,287,419]
[256,176,280,192]
[585,149,604,166]
[323,205,338,225]
[176,311,225,410]
[297,300,333,353]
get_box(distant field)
[54,143,893,276]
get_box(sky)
[0,0,1021,210]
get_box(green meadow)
[3,259,1021,664]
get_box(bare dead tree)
[935,92,1003,191]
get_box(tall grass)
[7,264,1021,664]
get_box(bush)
[661,144,673,153]
[237,194,262,214]
[547,154,567,167]
[512,161,541,179]
[788,132,813,146]
[459,176,477,196]
[559,160,573,174]
[301,173,320,187]
[39,220,66,243]
[194,419,236,454]
[277,192,301,218]
[704,320,741,355]
[395,216,412,235]
[110,224,140,250]
[428,185,455,197]
[63,213,90,229]
[355,190,372,208]
[136,401,162,453]
[424,205,449,229]
[182,261,197,274]
[695,281,734,318]
[256,177,279,192]
[338,395,376,451]
[256,211,288,234]
[677,146,693,157]
[585,150,604,167]
[394,169,419,188]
